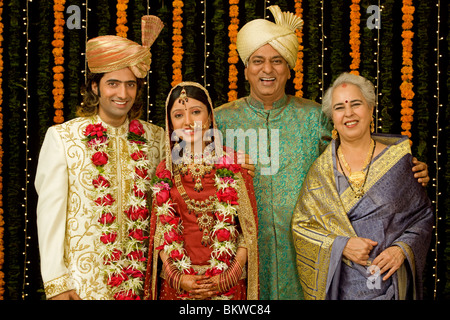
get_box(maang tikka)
[178,87,188,105]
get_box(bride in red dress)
[144,82,259,300]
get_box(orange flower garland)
[172,0,184,86]
[293,0,304,97]
[52,0,65,124]
[400,0,414,142]
[227,0,239,102]
[349,0,361,75]
[0,0,4,300]
[116,0,129,38]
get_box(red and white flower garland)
[83,119,151,300]
[152,154,241,299]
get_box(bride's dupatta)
[292,134,433,300]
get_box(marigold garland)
[52,0,65,124]
[172,0,184,87]
[0,0,5,300]
[227,0,239,102]
[293,0,304,97]
[116,0,129,38]
[400,0,415,143]
[349,0,361,75]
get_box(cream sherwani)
[35,115,165,299]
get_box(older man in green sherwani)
[214,6,332,300]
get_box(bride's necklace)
[337,139,376,198]
[174,150,215,192]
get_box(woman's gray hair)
[322,72,376,119]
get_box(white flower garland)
[152,155,242,299]
[83,120,151,300]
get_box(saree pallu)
[291,134,434,300]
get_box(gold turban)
[236,5,303,69]
[86,15,164,78]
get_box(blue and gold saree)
[291,134,434,300]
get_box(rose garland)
[227,0,239,102]
[83,119,151,300]
[172,0,184,86]
[152,154,241,299]
[116,0,129,38]
[400,0,415,142]
[0,0,4,300]
[349,0,361,75]
[293,0,304,97]
[52,0,65,124]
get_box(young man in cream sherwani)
[35,16,164,300]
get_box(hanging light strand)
[21,0,32,300]
[432,0,442,300]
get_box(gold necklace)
[337,139,376,198]
[174,150,215,192]
[174,169,216,246]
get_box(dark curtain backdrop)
[0,0,448,300]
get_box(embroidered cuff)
[44,274,74,299]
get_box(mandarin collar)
[246,94,289,111]
[95,115,129,137]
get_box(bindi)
[341,83,347,88]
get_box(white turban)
[236,5,303,69]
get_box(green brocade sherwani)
[214,94,332,300]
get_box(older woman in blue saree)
[291,72,434,300]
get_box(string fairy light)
[81,0,89,83]
[431,0,442,300]
[21,0,32,300]
[319,0,325,101]
[146,0,152,121]
[200,0,210,88]
[374,0,381,132]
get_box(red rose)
[216,187,238,205]
[160,214,180,226]
[135,167,149,179]
[214,228,231,242]
[91,151,108,166]
[98,212,116,225]
[126,206,149,221]
[133,185,147,198]
[124,266,145,279]
[169,249,184,261]
[128,229,147,241]
[164,230,182,244]
[104,249,122,264]
[127,250,146,262]
[215,250,232,264]
[100,232,117,244]
[84,123,107,138]
[215,212,234,224]
[156,189,170,206]
[156,169,172,180]
[94,194,115,206]
[93,175,110,188]
[129,119,145,136]
[114,291,140,300]
[107,272,127,287]
[131,150,146,161]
